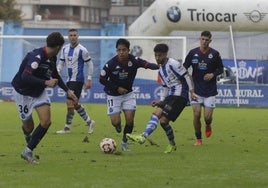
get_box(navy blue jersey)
[183,47,223,97]
[12,47,68,97]
[99,54,158,96]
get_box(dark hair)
[154,43,169,53]
[46,32,65,48]
[69,28,78,32]
[201,31,212,39]
[116,38,130,49]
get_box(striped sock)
[143,114,159,137]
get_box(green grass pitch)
[0,102,267,188]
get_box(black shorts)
[67,81,83,99]
[159,95,187,122]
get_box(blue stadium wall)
[1,22,268,107]
[0,22,125,83]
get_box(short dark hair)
[201,31,212,39]
[69,28,78,33]
[46,32,65,48]
[116,38,130,49]
[154,43,169,53]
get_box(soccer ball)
[99,138,117,154]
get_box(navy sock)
[114,124,122,133]
[66,112,74,125]
[123,124,133,143]
[76,106,90,122]
[27,124,48,151]
[161,124,175,145]
[195,132,202,139]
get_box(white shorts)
[190,94,216,108]
[107,92,136,115]
[13,89,51,121]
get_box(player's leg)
[20,117,39,164]
[127,107,162,145]
[109,113,122,133]
[190,94,204,146]
[192,104,202,145]
[120,92,137,151]
[27,104,51,151]
[71,82,95,133]
[160,117,176,153]
[21,118,34,144]
[120,110,135,151]
[160,96,186,153]
[18,90,50,164]
[57,82,78,133]
[56,99,74,133]
[203,96,216,138]
[13,89,34,143]
[74,102,95,134]
[107,95,123,133]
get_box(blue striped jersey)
[57,43,93,83]
[159,58,189,100]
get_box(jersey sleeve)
[86,59,93,80]
[172,60,187,77]
[82,47,91,62]
[213,52,224,76]
[21,56,46,87]
[82,47,93,80]
[183,50,193,69]
[130,55,159,70]
[57,48,66,73]
[99,62,118,93]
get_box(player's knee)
[160,117,169,127]
[41,120,51,128]
[74,103,81,110]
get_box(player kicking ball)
[127,43,196,153]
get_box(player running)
[12,32,77,164]
[183,31,224,146]
[99,38,159,151]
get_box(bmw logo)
[167,6,181,22]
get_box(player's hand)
[190,90,197,101]
[45,79,58,87]
[84,80,92,89]
[151,101,162,107]
[117,87,128,95]
[204,73,214,81]
[67,90,78,104]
